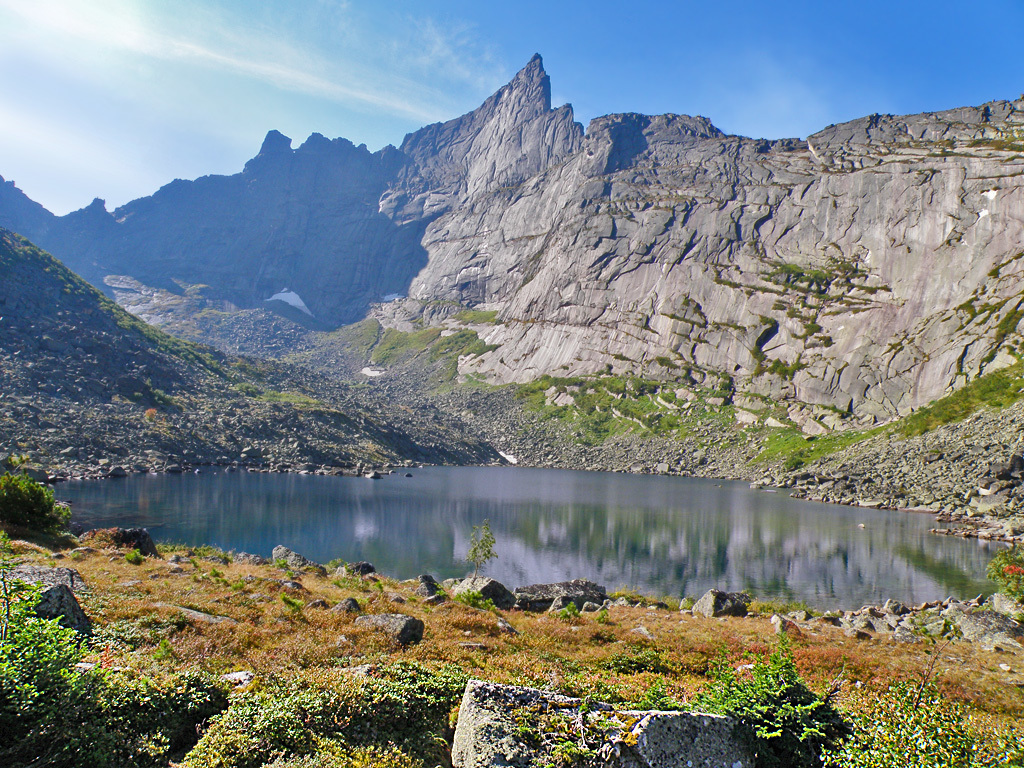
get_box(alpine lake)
[55,465,999,609]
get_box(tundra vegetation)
[0,478,1022,768]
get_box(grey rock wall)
[4,55,1024,424]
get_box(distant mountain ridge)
[3,55,1024,428]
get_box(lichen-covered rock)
[415,573,441,597]
[513,579,607,612]
[944,604,1024,651]
[692,589,752,618]
[234,552,268,566]
[354,613,424,646]
[453,577,516,610]
[271,545,326,575]
[32,583,91,636]
[451,679,755,768]
[988,592,1024,619]
[10,565,87,592]
[332,597,361,614]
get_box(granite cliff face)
[4,56,1024,426]
[410,100,1024,427]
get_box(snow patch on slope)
[265,289,313,316]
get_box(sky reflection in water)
[56,466,998,608]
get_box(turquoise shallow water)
[55,465,999,608]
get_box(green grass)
[898,358,1024,436]
[455,309,499,324]
[370,327,443,366]
[754,426,884,471]
[517,375,702,445]
[256,390,325,408]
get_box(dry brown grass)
[11,538,1024,721]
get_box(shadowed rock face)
[4,56,1024,422]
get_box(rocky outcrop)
[692,589,752,618]
[451,679,756,768]
[5,59,1024,426]
[271,545,327,575]
[512,579,608,612]
[9,565,91,635]
[452,577,516,610]
[82,527,159,557]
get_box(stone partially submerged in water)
[451,679,755,768]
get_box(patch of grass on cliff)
[366,326,497,384]
[755,427,882,471]
[898,359,1024,437]
[455,309,499,324]
[517,375,692,445]
[370,327,443,366]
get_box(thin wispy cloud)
[0,0,503,125]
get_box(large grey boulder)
[693,589,752,618]
[32,584,92,636]
[512,579,607,612]
[10,565,91,635]
[451,679,756,768]
[354,613,424,646]
[987,592,1024,619]
[271,545,326,576]
[944,605,1024,651]
[453,577,515,610]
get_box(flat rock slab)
[10,565,88,592]
[354,613,424,645]
[154,603,238,625]
[512,579,607,612]
[452,679,755,768]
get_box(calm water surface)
[55,466,999,608]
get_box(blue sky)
[2,0,1023,214]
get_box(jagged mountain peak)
[258,129,293,156]
[393,54,583,203]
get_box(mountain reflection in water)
[56,466,997,608]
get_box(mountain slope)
[0,229,497,476]
[3,57,1024,429]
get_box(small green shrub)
[281,594,304,612]
[823,681,1024,767]
[124,549,144,565]
[452,590,496,612]
[987,544,1024,602]
[693,639,849,768]
[632,678,679,710]
[0,473,68,532]
[556,602,581,621]
[600,646,673,675]
[595,608,610,624]
[184,663,466,768]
